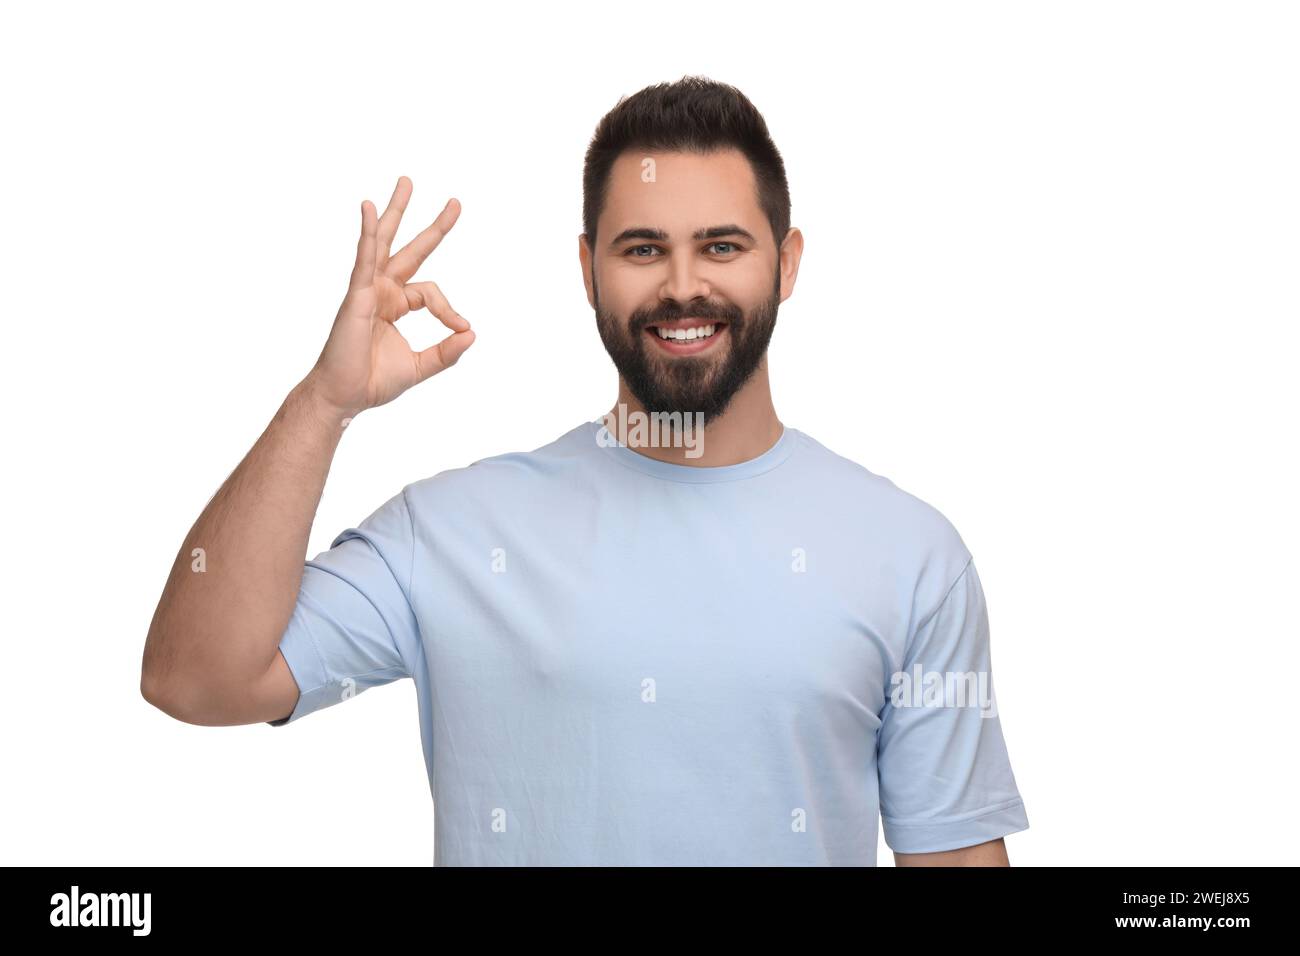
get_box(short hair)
[582,75,791,252]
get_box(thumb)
[413,329,476,383]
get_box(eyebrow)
[609,224,758,249]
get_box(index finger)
[388,197,461,284]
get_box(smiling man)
[141,75,1029,866]
[587,146,785,443]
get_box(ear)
[578,233,596,309]
[777,227,804,304]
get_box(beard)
[593,268,781,426]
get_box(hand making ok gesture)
[307,175,475,417]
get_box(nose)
[658,250,712,306]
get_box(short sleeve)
[877,558,1029,853]
[267,487,419,726]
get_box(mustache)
[632,302,743,331]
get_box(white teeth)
[655,323,717,341]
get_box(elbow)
[140,658,206,725]
[140,667,187,722]
[141,625,201,724]
[140,658,249,727]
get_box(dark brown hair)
[582,75,791,252]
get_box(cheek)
[596,271,642,310]
[704,263,769,305]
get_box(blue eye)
[624,242,742,257]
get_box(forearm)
[141,373,348,713]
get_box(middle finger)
[375,175,414,269]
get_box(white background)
[2,0,1296,865]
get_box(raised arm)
[141,176,474,726]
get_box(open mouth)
[644,320,729,355]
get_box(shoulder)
[403,421,595,510]
[790,428,973,587]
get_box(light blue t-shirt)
[270,418,1029,865]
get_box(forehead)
[601,148,763,239]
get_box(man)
[142,76,1029,866]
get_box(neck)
[603,361,783,467]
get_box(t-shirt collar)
[586,417,796,483]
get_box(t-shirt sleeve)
[876,557,1029,853]
[266,486,419,726]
